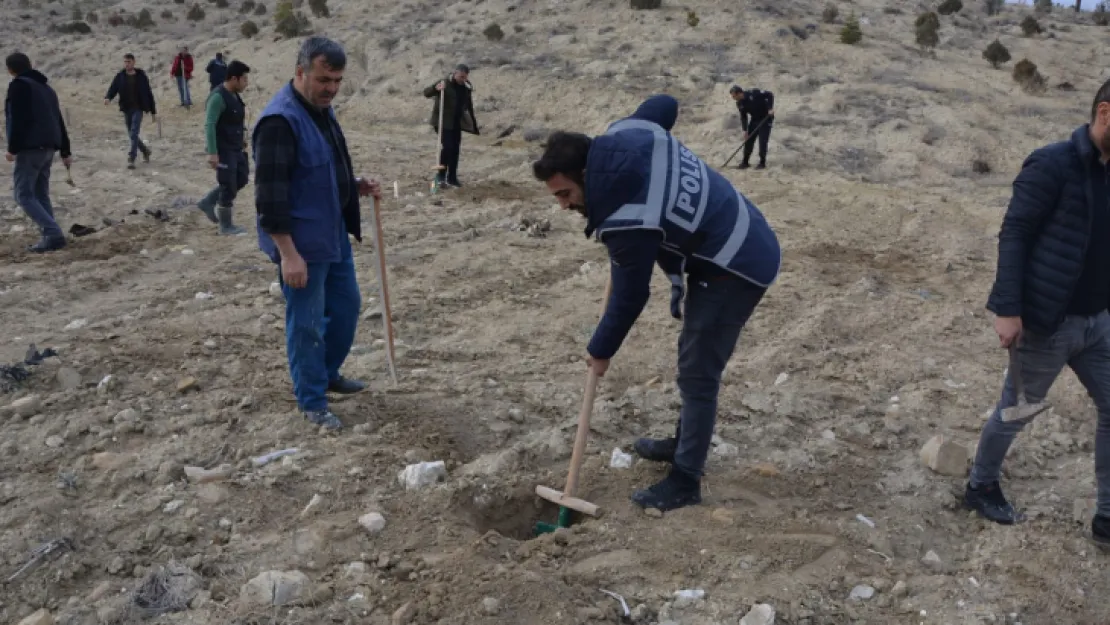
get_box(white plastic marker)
[393,180,399,199]
[369,195,398,383]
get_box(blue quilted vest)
[252,83,345,264]
[590,117,782,288]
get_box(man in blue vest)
[532,94,781,512]
[253,37,381,431]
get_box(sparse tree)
[187,3,205,19]
[822,2,838,23]
[1095,2,1110,26]
[937,0,962,15]
[840,12,862,44]
[1020,15,1042,36]
[240,19,258,36]
[686,9,698,26]
[915,11,940,49]
[984,0,1003,16]
[1013,58,1046,93]
[482,22,503,40]
[274,0,310,37]
[982,38,1011,68]
[307,0,327,17]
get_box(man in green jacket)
[197,60,250,235]
[422,63,479,188]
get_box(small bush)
[53,20,91,33]
[240,19,258,36]
[971,160,991,174]
[240,0,255,12]
[629,0,661,9]
[937,0,962,15]
[915,12,940,48]
[982,38,1011,68]
[1095,2,1109,26]
[482,22,504,40]
[70,3,82,20]
[106,12,123,25]
[983,0,1003,15]
[686,9,698,26]
[1013,58,1046,93]
[1033,0,1051,12]
[254,2,266,13]
[839,12,862,44]
[215,0,229,7]
[135,7,154,26]
[822,2,838,23]
[307,0,327,17]
[274,0,310,37]
[85,10,97,21]
[161,9,173,18]
[187,3,205,19]
[1020,15,1042,36]
[174,0,184,3]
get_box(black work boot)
[737,161,750,170]
[127,156,136,170]
[216,205,245,236]
[304,408,343,430]
[755,160,766,170]
[1092,515,1110,549]
[631,467,702,512]
[328,376,367,394]
[964,481,1023,525]
[633,437,677,463]
[141,146,151,163]
[27,236,66,253]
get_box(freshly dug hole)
[453,484,564,540]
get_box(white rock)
[673,588,705,608]
[239,570,310,607]
[64,318,88,331]
[397,461,447,490]
[919,434,969,476]
[9,395,42,418]
[301,493,323,517]
[609,447,633,468]
[182,248,195,255]
[713,442,740,457]
[890,580,908,597]
[774,372,789,386]
[269,281,283,296]
[164,500,185,514]
[740,603,776,625]
[922,550,942,566]
[482,596,500,615]
[45,435,64,448]
[184,464,233,483]
[849,585,875,601]
[822,429,836,441]
[195,291,214,300]
[17,608,53,625]
[113,408,139,423]
[358,512,386,533]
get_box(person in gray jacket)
[4,52,72,253]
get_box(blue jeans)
[970,312,1110,516]
[280,237,361,412]
[673,275,766,477]
[13,148,62,240]
[175,75,191,106]
[123,109,148,160]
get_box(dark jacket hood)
[16,69,49,85]
[1071,123,1097,161]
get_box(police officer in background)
[729,84,775,170]
[530,94,782,512]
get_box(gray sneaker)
[303,409,343,430]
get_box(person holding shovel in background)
[197,60,251,235]
[729,84,774,170]
[531,94,781,512]
[423,63,479,189]
[253,37,382,431]
[965,78,1110,548]
[5,52,73,253]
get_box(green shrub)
[274,0,310,37]
[937,0,962,15]
[822,2,838,23]
[240,19,258,36]
[1020,15,1042,36]
[1013,58,1046,93]
[982,38,1010,68]
[187,3,205,19]
[482,22,503,40]
[915,12,940,49]
[840,12,862,44]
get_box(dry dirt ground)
[4,0,1110,623]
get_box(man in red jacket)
[171,46,194,108]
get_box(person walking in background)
[171,45,194,108]
[104,53,156,170]
[729,84,775,170]
[253,37,382,430]
[423,63,479,188]
[5,52,72,253]
[205,52,227,91]
[197,60,251,235]
[965,79,1110,548]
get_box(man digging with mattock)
[532,94,782,512]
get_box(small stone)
[87,580,112,601]
[164,500,185,513]
[673,588,705,608]
[391,601,416,625]
[9,395,42,418]
[184,464,233,483]
[711,508,736,524]
[177,377,200,393]
[890,580,908,597]
[269,282,283,296]
[1073,498,1096,523]
[301,494,323,517]
[849,585,876,601]
[752,463,779,477]
[822,429,836,441]
[107,556,125,574]
[644,508,663,518]
[920,435,969,476]
[481,596,500,615]
[359,512,387,533]
[397,461,447,490]
[113,408,139,423]
[740,603,776,625]
[239,570,311,607]
[922,550,942,567]
[17,608,53,625]
[609,447,633,468]
[45,435,64,448]
[64,318,88,331]
[57,367,82,390]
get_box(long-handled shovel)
[721,114,772,169]
[430,82,446,194]
[1000,343,1049,423]
[534,277,611,535]
[368,195,397,384]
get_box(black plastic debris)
[24,343,58,365]
[69,223,97,237]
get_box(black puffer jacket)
[987,124,1106,335]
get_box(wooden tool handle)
[563,273,611,497]
[370,196,397,383]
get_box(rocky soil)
[4,0,1110,624]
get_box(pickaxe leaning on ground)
[721,113,773,169]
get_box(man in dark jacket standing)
[171,45,194,108]
[423,64,479,188]
[531,94,782,512]
[197,60,251,235]
[5,52,72,253]
[253,37,382,431]
[104,54,156,169]
[206,52,227,91]
[729,85,775,170]
[966,78,1110,547]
